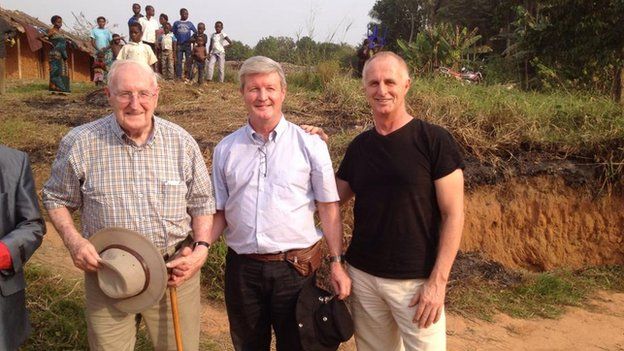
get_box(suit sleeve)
[0,154,45,275]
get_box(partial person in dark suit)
[0,145,45,350]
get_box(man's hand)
[165,245,208,287]
[409,279,446,328]
[300,125,329,143]
[330,262,351,300]
[67,237,101,272]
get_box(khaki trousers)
[348,266,446,351]
[85,271,201,351]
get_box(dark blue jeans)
[225,249,311,351]
[175,42,192,79]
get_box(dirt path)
[32,224,624,351]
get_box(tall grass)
[409,78,624,159]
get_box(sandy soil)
[31,223,624,351]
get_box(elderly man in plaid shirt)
[42,59,215,351]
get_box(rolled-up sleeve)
[184,138,216,217]
[308,136,339,203]
[42,135,82,211]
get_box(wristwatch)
[192,241,211,250]
[329,254,345,263]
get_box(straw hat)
[89,227,168,313]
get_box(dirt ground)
[6,79,623,350]
[33,224,624,351]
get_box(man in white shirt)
[210,56,351,350]
[208,21,232,83]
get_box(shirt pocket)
[276,169,311,196]
[160,180,188,220]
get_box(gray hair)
[362,51,410,83]
[238,56,286,90]
[107,60,159,90]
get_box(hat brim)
[90,227,168,313]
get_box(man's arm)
[208,37,214,53]
[335,178,354,206]
[224,35,232,46]
[48,207,101,272]
[166,214,213,287]
[0,154,45,273]
[409,168,464,328]
[317,201,351,300]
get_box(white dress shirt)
[212,117,339,254]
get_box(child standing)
[92,51,107,86]
[158,22,177,80]
[192,35,207,84]
[110,34,125,60]
[117,22,158,67]
[208,21,232,83]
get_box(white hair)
[107,60,159,90]
[238,56,286,90]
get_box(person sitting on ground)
[208,21,232,83]
[117,22,158,68]
[191,35,207,85]
[110,34,125,60]
[92,51,107,86]
[158,22,176,80]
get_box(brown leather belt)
[242,241,323,277]
[245,251,290,262]
[244,241,319,262]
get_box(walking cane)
[170,286,184,351]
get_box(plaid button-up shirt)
[43,114,216,248]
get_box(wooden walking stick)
[170,286,184,351]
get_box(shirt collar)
[109,114,158,148]
[245,115,287,144]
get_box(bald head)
[362,51,410,84]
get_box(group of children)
[91,4,231,86]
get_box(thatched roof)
[0,6,93,54]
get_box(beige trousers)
[85,271,201,351]
[348,265,447,351]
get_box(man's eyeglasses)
[113,90,157,103]
[258,145,267,177]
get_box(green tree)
[514,0,624,100]
[254,36,296,62]
[227,40,253,61]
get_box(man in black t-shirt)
[336,52,465,351]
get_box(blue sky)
[1,0,377,46]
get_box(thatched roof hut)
[0,7,94,82]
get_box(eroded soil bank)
[463,176,624,271]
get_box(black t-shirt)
[336,118,465,279]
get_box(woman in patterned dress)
[41,16,71,93]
